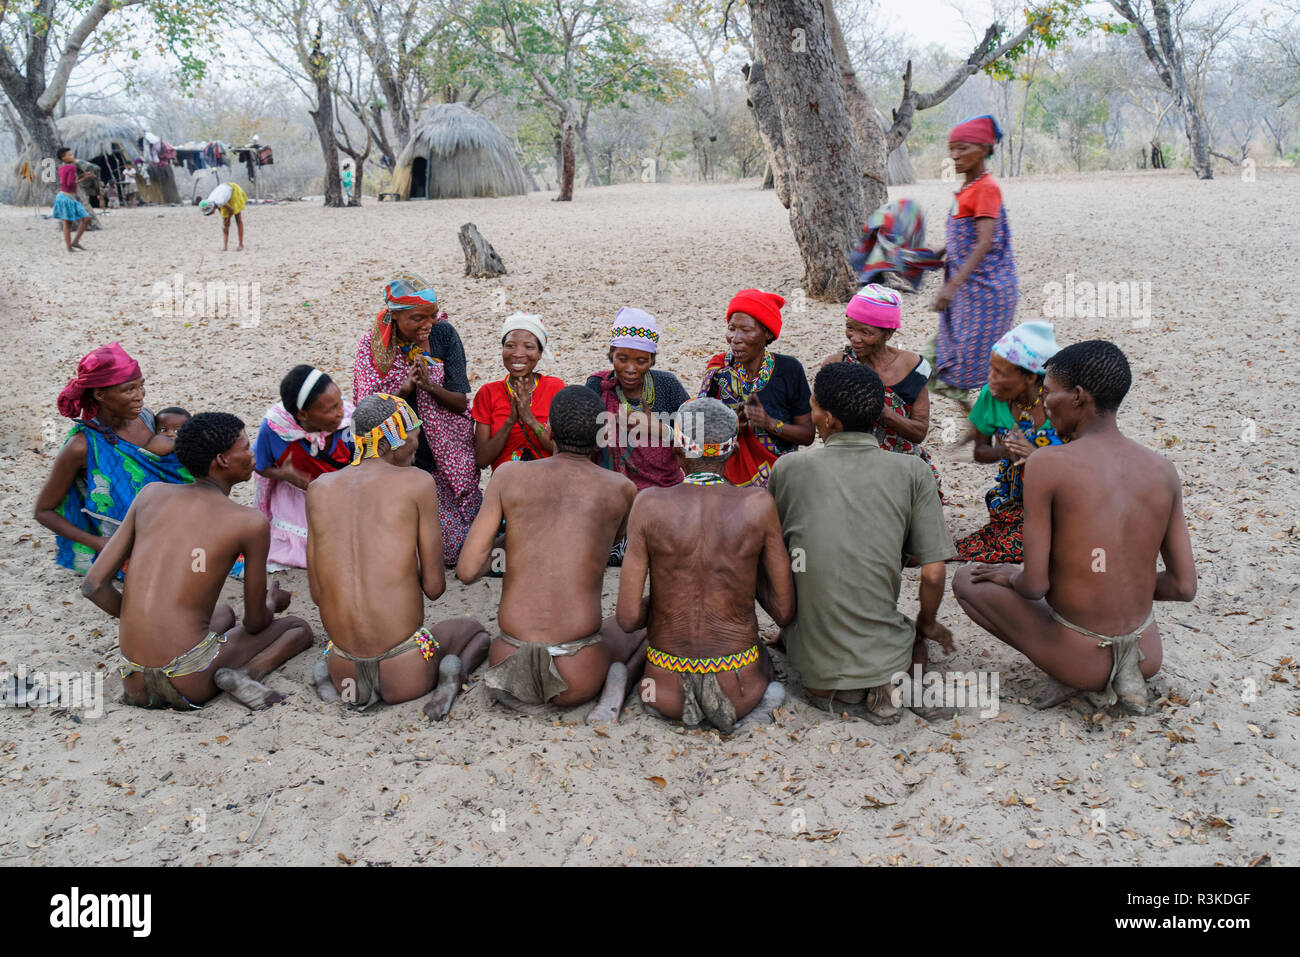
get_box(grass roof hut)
[12,114,180,205]
[391,104,528,200]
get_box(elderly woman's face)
[949,140,989,174]
[394,304,438,349]
[611,347,653,392]
[298,381,345,433]
[726,313,770,362]
[502,330,542,376]
[845,321,890,356]
[94,377,145,420]
[987,353,1038,403]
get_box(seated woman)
[820,283,942,499]
[254,365,354,570]
[584,307,688,490]
[35,343,192,574]
[353,275,482,564]
[955,321,1064,564]
[472,312,565,472]
[698,289,814,487]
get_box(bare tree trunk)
[578,114,603,186]
[309,37,344,208]
[821,0,887,212]
[743,60,793,207]
[748,0,864,301]
[458,223,507,277]
[556,107,576,202]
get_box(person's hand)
[269,580,292,613]
[1003,434,1036,465]
[930,281,958,312]
[283,468,311,491]
[93,534,112,554]
[411,355,436,393]
[743,394,770,432]
[623,409,652,438]
[509,378,534,421]
[969,563,1016,588]
[916,617,954,653]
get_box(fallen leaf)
[646,776,666,789]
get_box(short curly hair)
[174,412,245,477]
[549,385,605,456]
[813,361,884,433]
[1044,340,1131,413]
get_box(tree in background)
[1107,0,1222,178]
[460,0,685,200]
[0,0,214,196]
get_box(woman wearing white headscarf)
[471,313,565,471]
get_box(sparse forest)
[3,0,1297,201]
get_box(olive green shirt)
[768,431,955,690]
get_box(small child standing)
[143,407,191,457]
[54,147,91,252]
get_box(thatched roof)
[392,103,528,200]
[53,114,144,163]
[12,114,153,206]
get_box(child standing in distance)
[53,147,91,252]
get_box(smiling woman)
[471,313,565,472]
[584,307,689,491]
[353,275,482,565]
[34,342,192,574]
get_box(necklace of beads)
[683,472,728,486]
[617,371,654,411]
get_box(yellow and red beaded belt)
[646,644,759,674]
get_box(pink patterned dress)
[353,327,482,564]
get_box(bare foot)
[312,657,340,702]
[585,662,628,724]
[1032,677,1078,710]
[236,244,244,251]
[734,681,785,731]
[214,667,283,709]
[422,654,464,721]
[70,242,85,250]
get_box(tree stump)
[458,223,507,278]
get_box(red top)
[471,375,566,470]
[952,174,1003,219]
[58,163,78,193]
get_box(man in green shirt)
[769,362,956,724]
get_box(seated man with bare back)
[81,413,314,710]
[457,385,646,723]
[616,397,794,734]
[306,394,490,716]
[953,340,1197,714]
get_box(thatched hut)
[12,114,180,206]
[391,104,528,200]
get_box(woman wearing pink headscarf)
[35,343,192,573]
[822,284,942,497]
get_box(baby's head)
[155,407,192,438]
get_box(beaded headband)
[672,422,738,459]
[351,394,421,464]
[610,325,659,343]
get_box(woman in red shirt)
[472,313,565,471]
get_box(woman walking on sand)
[928,115,1018,409]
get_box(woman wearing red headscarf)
[35,343,192,573]
[353,274,481,564]
[928,114,1019,408]
[698,289,814,487]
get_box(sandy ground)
[0,171,1296,867]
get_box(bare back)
[117,484,263,665]
[495,456,635,642]
[306,462,442,656]
[633,485,779,657]
[1029,433,1182,632]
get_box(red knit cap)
[726,289,785,341]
